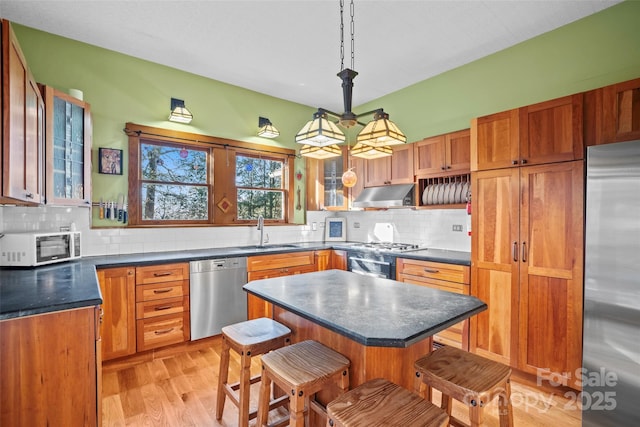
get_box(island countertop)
[243,269,486,348]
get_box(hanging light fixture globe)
[341,168,358,188]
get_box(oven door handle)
[349,257,391,266]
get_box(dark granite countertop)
[0,241,470,320]
[244,269,485,348]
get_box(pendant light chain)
[350,0,355,70]
[339,0,355,71]
[340,0,345,71]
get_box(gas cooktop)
[348,242,423,252]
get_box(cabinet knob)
[521,159,528,164]
[25,192,34,199]
[512,160,518,165]
[441,166,446,170]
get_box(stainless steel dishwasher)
[190,257,248,340]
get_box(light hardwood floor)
[102,336,582,426]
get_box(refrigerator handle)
[513,241,518,262]
[522,241,527,262]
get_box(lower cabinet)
[315,249,347,271]
[98,266,136,360]
[396,258,471,350]
[98,263,190,360]
[0,306,101,426]
[135,263,190,351]
[247,251,316,319]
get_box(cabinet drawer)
[396,258,469,284]
[136,263,189,285]
[247,251,314,272]
[136,296,189,320]
[136,312,190,352]
[136,280,188,302]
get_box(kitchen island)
[243,269,486,392]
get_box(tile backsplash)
[0,206,470,256]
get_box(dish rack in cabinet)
[417,173,470,207]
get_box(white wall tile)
[0,206,469,255]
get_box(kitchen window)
[236,154,285,221]
[126,123,295,226]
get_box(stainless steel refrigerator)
[583,139,640,426]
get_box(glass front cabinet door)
[42,85,92,206]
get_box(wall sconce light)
[257,116,280,138]
[168,98,193,124]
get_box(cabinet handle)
[423,268,440,273]
[513,241,518,262]
[512,160,518,165]
[522,241,527,262]
[153,288,173,294]
[154,305,174,311]
[441,166,446,170]
[521,159,527,164]
[154,328,174,335]
[25,192,34,199]
[153,272,173,277]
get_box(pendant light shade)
[299,144,342,159]
[356,111,406,147]
[295,110,346,147]
[168,98,193,124]
[350,142,393,159]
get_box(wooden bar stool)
[414,346,514,427]
[216,317,291,427]
[327,377,449,427]
[256,340,350,427]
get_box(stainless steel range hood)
[352,184,415,208]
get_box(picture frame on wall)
[325,217,347,242]
[99,148,123,175]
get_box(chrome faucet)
[257,215,265,247]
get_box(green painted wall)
[10,0,640,226]
[359,0,640,140]
[13,23,315,226]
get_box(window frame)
[126,123,296,227]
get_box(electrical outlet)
[452,224,463,232]
[312,222,317,231]
[353,222,360,228]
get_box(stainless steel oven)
[346,242,422,279]
[347,250,396,279]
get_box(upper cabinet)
[585,77,640,146]
[471,94,584,171]
[363,143,414,187]
[1,20,45,204]
[414,129,470,177]
[305,146,363,211]
[41,86,92,206]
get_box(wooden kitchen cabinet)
[397,258,471,349]
[414,129,470,177]
[471,94,583,171]
[363,143,414,187]
[247,251,315,319]
[585,77,640,146]
[0,306,100,426]
[305,147,364,210]
[470,161,584,389]
[41,85,92,206]
[315,249,348,271]
[97,266,136,360]
[1,20,45,205]
[135,263,190,352]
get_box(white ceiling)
[1,0,621,112]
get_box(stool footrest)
[228,374,262,392]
